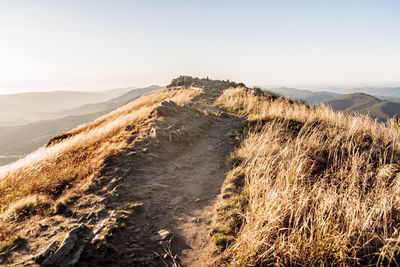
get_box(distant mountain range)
[265,87,400,103]
[0,87,135,126]
[324,87,400,100]
[0,85,162,165]
[48,85,162,118]
[322,93,400,121]
[265,86,400,121]
[265,87,340,103]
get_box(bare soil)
[80,106,243,266]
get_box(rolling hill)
[0,87,136,126]
[330,87,400,99]
[266,86,400,104]
[323,93,400,121]
[266,87,340,103]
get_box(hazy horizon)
[1,0,399,94]
[2,81,400,96]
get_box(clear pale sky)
[0,0,399,93]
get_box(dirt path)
[165,112,242,266]
[2,87,245,267]
[92,105,243,266]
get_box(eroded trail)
[80,104,243,266]
[164,112,242,266]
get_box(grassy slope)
[0,88,199,245]
[215,87,400,265]
[0,86,162,166]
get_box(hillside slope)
[323,93,400,121]
[0,86,162,166]
[323,93,381,110]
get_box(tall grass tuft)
[215,87,400,265]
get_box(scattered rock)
[158,229,171,240]
[41,224,89,266]
[68,244,85,266]
[150,229,171,241]
[33,240,58,263]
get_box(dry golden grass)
[0,88,199,235]
[215,87,400,265]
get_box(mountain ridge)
[0,88,136,126]
[323,92,400,121]
[2,77,400,266]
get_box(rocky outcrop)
[35,224,90,267]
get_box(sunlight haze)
[0,0,399,93]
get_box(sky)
[0,0,399,93]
